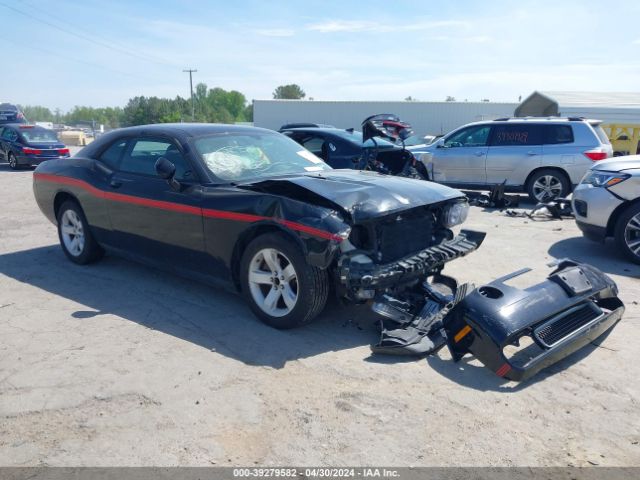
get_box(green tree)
[273,84,306,100]
[20,105,54,122]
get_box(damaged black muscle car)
[32,123,624,380]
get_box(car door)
[431,124,491,184]
[106,136,208,272]
[486,124,543,186]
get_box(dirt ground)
[1,159,639,467]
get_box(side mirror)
[155,156,175,179]
[155,157,181,191]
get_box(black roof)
[109,123,273,137]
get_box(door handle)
[109,180,122,189]
[475,151,485,156]
[527,151,538,156]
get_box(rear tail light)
[58,148,70,155]
[583,150,608,161]
[22,147,42,155]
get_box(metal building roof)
[516,91,640,117]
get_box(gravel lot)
[1,159,639,467]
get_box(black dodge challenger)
[32,123,477,328]
[33,124,624,380]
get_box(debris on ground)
[468,181,520,209]
[506,197,574,220]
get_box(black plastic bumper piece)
[339,229,486,289]
[443,259,624,381]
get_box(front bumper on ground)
[443,260,624,381]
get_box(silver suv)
[412,118,613,202]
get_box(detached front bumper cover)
[444,259,624,381]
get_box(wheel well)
[53,192,80,220]
[525,167,572,193]
[230,224,305,291]
[606,197,640,237]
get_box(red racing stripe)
[35,173,343,242]
[496,363,512,377]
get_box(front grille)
[534,303,601,347]
[377,211,434,263]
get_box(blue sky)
[2,0,640,111]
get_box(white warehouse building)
[253,92,640,137]
[253,99,518,135]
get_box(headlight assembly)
[581,170,630,188]
[443,201,469,228]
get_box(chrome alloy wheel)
[248,248,298,317]
[624,212,640,258]
[60,209,85,257]
[532,175,563,201]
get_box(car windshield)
[330,130,398,148]
[20,128,59,143]
[194,131,332,183]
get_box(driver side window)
[445,125,491,148]
[119,137,193,181]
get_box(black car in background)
[0,124,70,169]
[280,126,423,176]
[0,103,27,125]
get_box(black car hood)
[241,169,464,222]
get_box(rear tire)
[8,153,18,170]
[614,203,640,264]
[527,169,570,203]
[57,200,104,265]
[240,232,329,329]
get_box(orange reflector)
[454,325,472,343]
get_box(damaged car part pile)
[369,257,624,381]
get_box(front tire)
[8,153,18,170]
[614,203,640,264]
[527,169,570,203]
[240,232,329,329]
[57,200,104,264]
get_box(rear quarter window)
[98,139,128,168]
[544,125,574,144]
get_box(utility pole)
[183,68,197,121]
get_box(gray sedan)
[572,156,640,263]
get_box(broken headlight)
[442,201,469,228]
[581,170,630,188]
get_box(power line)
[0,34,155,83]
[0,1,178,68]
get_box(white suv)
[411,117,613,202]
